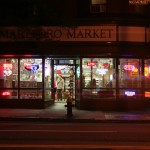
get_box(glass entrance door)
[54,65,75,103]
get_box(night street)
[0,121,150,149]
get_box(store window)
[82,58,115,99]
[119,59,142,98]
[119,59,141,88]
[20,58,43,99]
[0,58,18,99]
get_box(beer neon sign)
[3,63,13,76]
[87,62,96,66]
[123,65,135,71]
[24,63,39,72]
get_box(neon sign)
[2,91,11,96]
[24,63,39,72]
[124,65,135,71]
[87,62,96,66]
[3,63,13,76]
[125,91,135,96]
[102,63,109,68]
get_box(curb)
[1,117,150,123]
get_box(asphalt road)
[0,121,150,150]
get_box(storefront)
[0,25,150,110]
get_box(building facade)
[0,0,150,111]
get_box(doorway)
[54,65,75,103]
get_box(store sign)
[129,0,150,5]
[0,26,116,42]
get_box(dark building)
[0,0,150,111]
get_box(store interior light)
[144,67,149,77]
[110,74,113,80]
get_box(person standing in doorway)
[56,75,64,101]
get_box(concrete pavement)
[0,103,150,122]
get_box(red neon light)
[87,62,95,66]
[2,91,11,96]
[24,63,32,70]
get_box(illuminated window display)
[119,59,141,88]
[20,58,42,83]
[0,58,18,88]
[20,58,43,99]
[82,58,116,99]
[119,59,142,98]
[0,56,150,107]
[0,58,18,99]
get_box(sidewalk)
[0,103,150,123]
